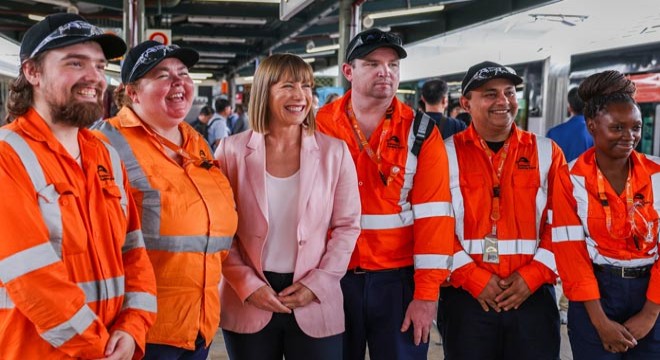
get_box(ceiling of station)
[0,0,555,79]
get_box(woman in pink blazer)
[214,54,361,360]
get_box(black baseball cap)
[121,40,199,84]
[20,13,126,62]
[461,61,523,95]
[345,28,407,63]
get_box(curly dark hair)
[5,53,46,120]
[578,70,636,119]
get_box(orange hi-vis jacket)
[445,125,563,298]
[0,108,157,359]
[552,149,660,303]
[94,107,238,350]
[316,91,455,301]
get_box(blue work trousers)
[144,333,209,360]
[439,284,560,360]
[568,270,660,360]
[341,266,429,360]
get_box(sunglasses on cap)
[29,20,105,60]
[463,66,518,92]
[126,44,181,83]
[346,31,402,61]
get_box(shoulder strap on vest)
[411,110,435,157]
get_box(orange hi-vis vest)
[552,149,660,303]
[0,108,157,359]
[445,125,563,298]
[94,107,238,350]
[316,91,455,301]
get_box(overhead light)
[189,72,214,80]
[198,58,230,64]
[178,36,246,44]
[192,79,203,84]
[303,58,315,63]
[105,63,121,73]
[365,5,445,21]
[195,64,227,69]
[188,16,267,25]
[242,76,254,82]
[397,89,416,95]
[204,0,278,3]
[297,50,335,58]
[28,14,45,21]
[306,44,339,53]
[198,51,236,58]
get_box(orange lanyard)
[147,125,214,170]
[596,161,634,242]
[478,136,512,236]
[347,102,395,186]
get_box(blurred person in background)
[228,103,249,135]
[421,78,467,139]
[94,40,238,359]
[215,53,361,360]
[552,70,660,359]
[547,87,593,163]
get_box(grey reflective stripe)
[95,122,162,238]
[123,230,146,253]
[145,235,232,253]
[0,129,64,257]
[0,243,61,283]
[0,287,15,309]
[100,141,128,217]
[444,137,465,242]
[123,291,157,313]
[40,305,97,348]
[535,137,553,236]
[77,276,125,303]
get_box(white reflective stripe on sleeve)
[444,138,465,242]
[533,248,557,273]
[552,225,586,243]
[412,201,453,219]
[123,230,146,252]
[547,210,553,225]
[77,276,125,303]
[40,305,97,348]
[361,211,414,230]
[0,129,64,258]
[414,254,451,270]
[123,292,157,313]
[0,287,14,309]
[461,239,538,255]
[100,142,128,217]
[535,137,552,238]
[0,243,61,283]
[451,251,473,271]
[571,175,592,239]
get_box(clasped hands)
[246,283,316,313]
[477,272,531,312]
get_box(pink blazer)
[215,130,361,338]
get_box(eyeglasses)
[346,31,402,61]
[29,20,105,59]
[126,44,180,83]
[463,66,518,93]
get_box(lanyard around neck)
[347,101,395,186]
[477,136,512,236]
[146,123,213,169]
[596,160,634,240]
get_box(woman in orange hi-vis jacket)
[552,70,660,359]
[93,41,238,359]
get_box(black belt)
[351,266,413,275]
[593,263,652,279]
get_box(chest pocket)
[53,182,89,256]
[378,148,408,201]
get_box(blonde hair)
[248,53,316,135]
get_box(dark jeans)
[144,333,209,360]
[439,284,560,360]
[222,271,342,360]
[341,266,428,360]
[568,269,660,360]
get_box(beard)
[48,84,104,128]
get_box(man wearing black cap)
[440,61,565,359]
[316,29,454,360]
[0,13,157,359]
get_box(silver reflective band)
[144,235,232,253]
[30,20,105,59]
[127,44,180,83]
[463,66,517,93]
[414,254,452,270]
[123,292,157,313]
[0,243,61,283]
[0,287,15,309]
[123,230,146,252]
[40,305,97,348]
[77,276,125,303]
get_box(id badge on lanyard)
[483,233,500,264]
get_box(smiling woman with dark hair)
[552,70,660,359]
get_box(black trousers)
[222,272,342,360]
[439,284,560,360]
